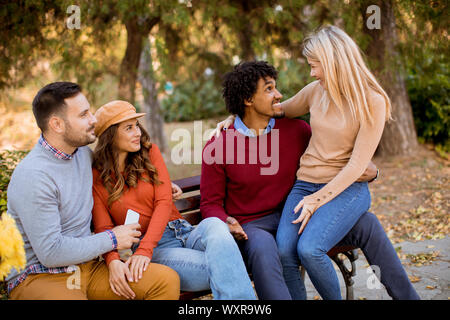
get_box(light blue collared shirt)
[233,115,275,137]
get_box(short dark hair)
[32,82,82,132]
[222,61,278,119]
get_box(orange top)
[92,143,183,265]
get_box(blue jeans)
[133,217,256,300]
[276,180,371,300]
[238,212,292,300]
[337,212,420,300]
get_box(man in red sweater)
[200,61,419,300]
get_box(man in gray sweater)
[6,82,180,300]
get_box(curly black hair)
[222,61,278,119]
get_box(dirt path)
[370,144,449,244]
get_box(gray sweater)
[6,143,114,285]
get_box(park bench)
[173,175,360,300]
[0,176,360,300]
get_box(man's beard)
[273,111,285,119]
[63,121,96,148]
[272,107,285,119]
[271,100,285,119]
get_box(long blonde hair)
[302,25,391,125]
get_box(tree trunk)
[138,37,168,155]
[237,1,256,61]
[237,22,255,61]
[118,19,144,104]
[118,16,160,104]
[360,0,418,156]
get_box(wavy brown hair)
[93,122,161,207]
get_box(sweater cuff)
[303,187,337,213]
[105,229,118,250]
[104,251,121,266]
[134,247,153,260]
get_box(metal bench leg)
[330,249,359,300]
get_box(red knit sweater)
[200,118,311,225]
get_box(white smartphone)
[124,209,140,225]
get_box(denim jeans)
[238,212,292,300]
[337,212,420,300]
[132,217,256,300]
[276,180,371,300]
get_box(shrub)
[0,150,28,299]
[0,150,29,215]
[160,76,227,122]
[160,60,313,123]
[406,53,450,152]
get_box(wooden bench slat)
[181,210,202,226]
[174,195,201,213]
[173,176,201,193]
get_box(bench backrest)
[173,175,202,225]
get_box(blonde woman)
[270,25,393,300]
[214,25,393,299]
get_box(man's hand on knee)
[226,217,248,241]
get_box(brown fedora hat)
[94,100,145,137]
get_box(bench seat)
[173,176,359,300]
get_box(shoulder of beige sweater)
[306,80,323,96]
[367,89,386,108]
[298,80,323,109]
[365,90,387,125]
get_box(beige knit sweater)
[281,80,387,211]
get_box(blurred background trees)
[0,0,448,155]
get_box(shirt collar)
[233,115,275,137]
[38,134,76,160]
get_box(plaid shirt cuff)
[105,230,118,250]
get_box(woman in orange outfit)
[91,100,256,300]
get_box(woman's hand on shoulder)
[209,115,235,139]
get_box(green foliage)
[0,281,6,300]
[0,0,66,90]
[276,59,310,102]
[1,0,448,153]
[406,53,450,152]
[0,150,29,215]
[276,60,312,123]
[396,0,449,152]
[160,75,226,122]
[159,59,314,122]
